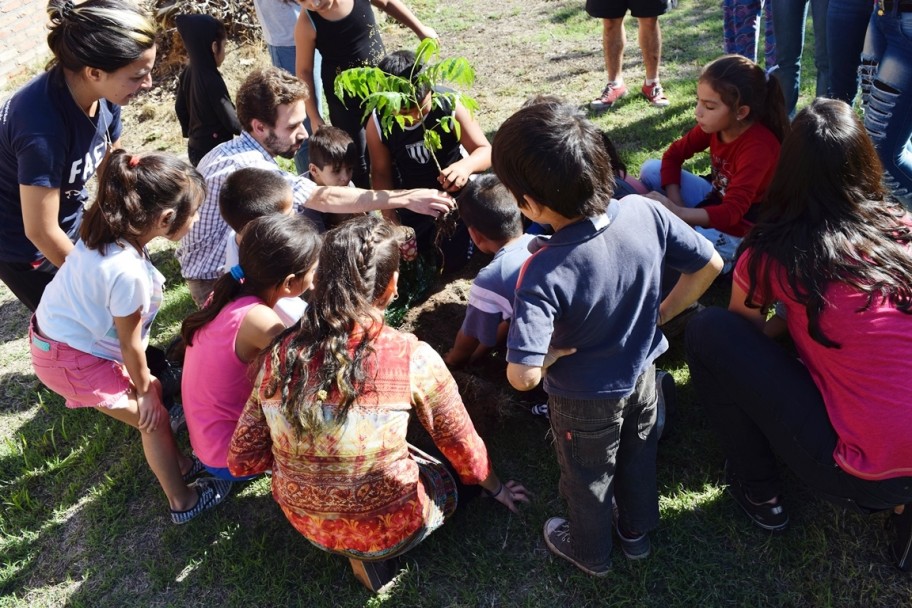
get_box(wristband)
[486,482,504,498]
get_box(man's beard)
[263,131,300,159]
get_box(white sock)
[645,78,659,86]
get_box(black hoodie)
[175,14,242,166]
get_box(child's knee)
[638,159,663,191]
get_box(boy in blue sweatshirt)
[493,102,722,576]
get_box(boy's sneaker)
[616,526,651,560]
[655,369,676,441]
[590,82,628,111]
[543,517,611,577]
[642,81,670,107]
[724,464,788,532]
[170,477,233,525]
[887,504,912,571]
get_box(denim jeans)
[826,0,872,104]
[267,44,323,174]
[861,11,912,209]
[548,367,660,568]
[770,0,830,117]
[685,307,912,512]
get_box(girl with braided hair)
[0,0,157,311]
[228,215,529,592]
[31,150,232,525]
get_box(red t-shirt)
[734,250,912,481]
[660,122,780,237]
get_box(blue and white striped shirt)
[176,131,321,280]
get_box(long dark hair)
[263,216,400,436]
[81,149,204,250]
[181,214,321,346]
[740,98,912,347]
[700,54,789,143]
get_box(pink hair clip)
[128,155,141,167]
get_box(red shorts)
[29,317,133,409]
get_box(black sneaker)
[888,504,912,572]
[543,517,611,576]
[724,466,788,532]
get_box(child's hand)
[439,164,470,192]
[645,191,679,209]
[417,26,438,40]
[136,379,165,433]
[488,479,531,514]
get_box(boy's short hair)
[309,126,357,172]
[492,103,613,219]
[377,50,431,106]
[458,174,523,243]
[219,167,292,232]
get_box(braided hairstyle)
[80,149,204,251]
[264,215,400,437]
[47,0,156,73]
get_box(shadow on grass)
[0,297,30,341]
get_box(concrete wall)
[0,0,50,88]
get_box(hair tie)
[61,0,75,19]
[230,264,246,283]
[128,155,141,167]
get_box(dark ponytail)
[81,149,204,250]
[699,54,790,143]
[181,214,321,346]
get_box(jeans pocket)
[637,401,657,441]
[569,423,621,467]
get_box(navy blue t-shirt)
[507,197,715,400]
[0,67,122,263]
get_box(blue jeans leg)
[547,368,660,567]
[826,0,871,103]
[771,0,808,116]
[861,12,912,209]
[639,159,714,207]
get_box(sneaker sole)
[543,519,611,577]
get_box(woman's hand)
[487,479,531,513]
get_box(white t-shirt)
[36,240,164,362]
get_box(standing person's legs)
[723,0,762,62]
[809,0,830,97]
[762,0,777,70]
[771,0,808,117]
[586,0,630,110]
[637,17,661,81]
[826,0,872,103]
[860,13,912,209]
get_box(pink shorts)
[29,317,133,409]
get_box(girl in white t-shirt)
[31,149,231,525]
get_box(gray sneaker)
[616,526,651,560]
[170,477,232,525]
[543,517,611,576]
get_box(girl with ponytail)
[640,54,789,271]
[228,215,529,592]
[31,150,232,525]
[180,213,320,486]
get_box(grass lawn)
[1,0,910,606]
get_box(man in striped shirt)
[177,67,454,306]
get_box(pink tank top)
[182,295,264,469]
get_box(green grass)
[2,1,910,606]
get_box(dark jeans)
[548,366,660,568]
[0,260,56,312]
[826,0,872,103]
[685,307,912,512]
